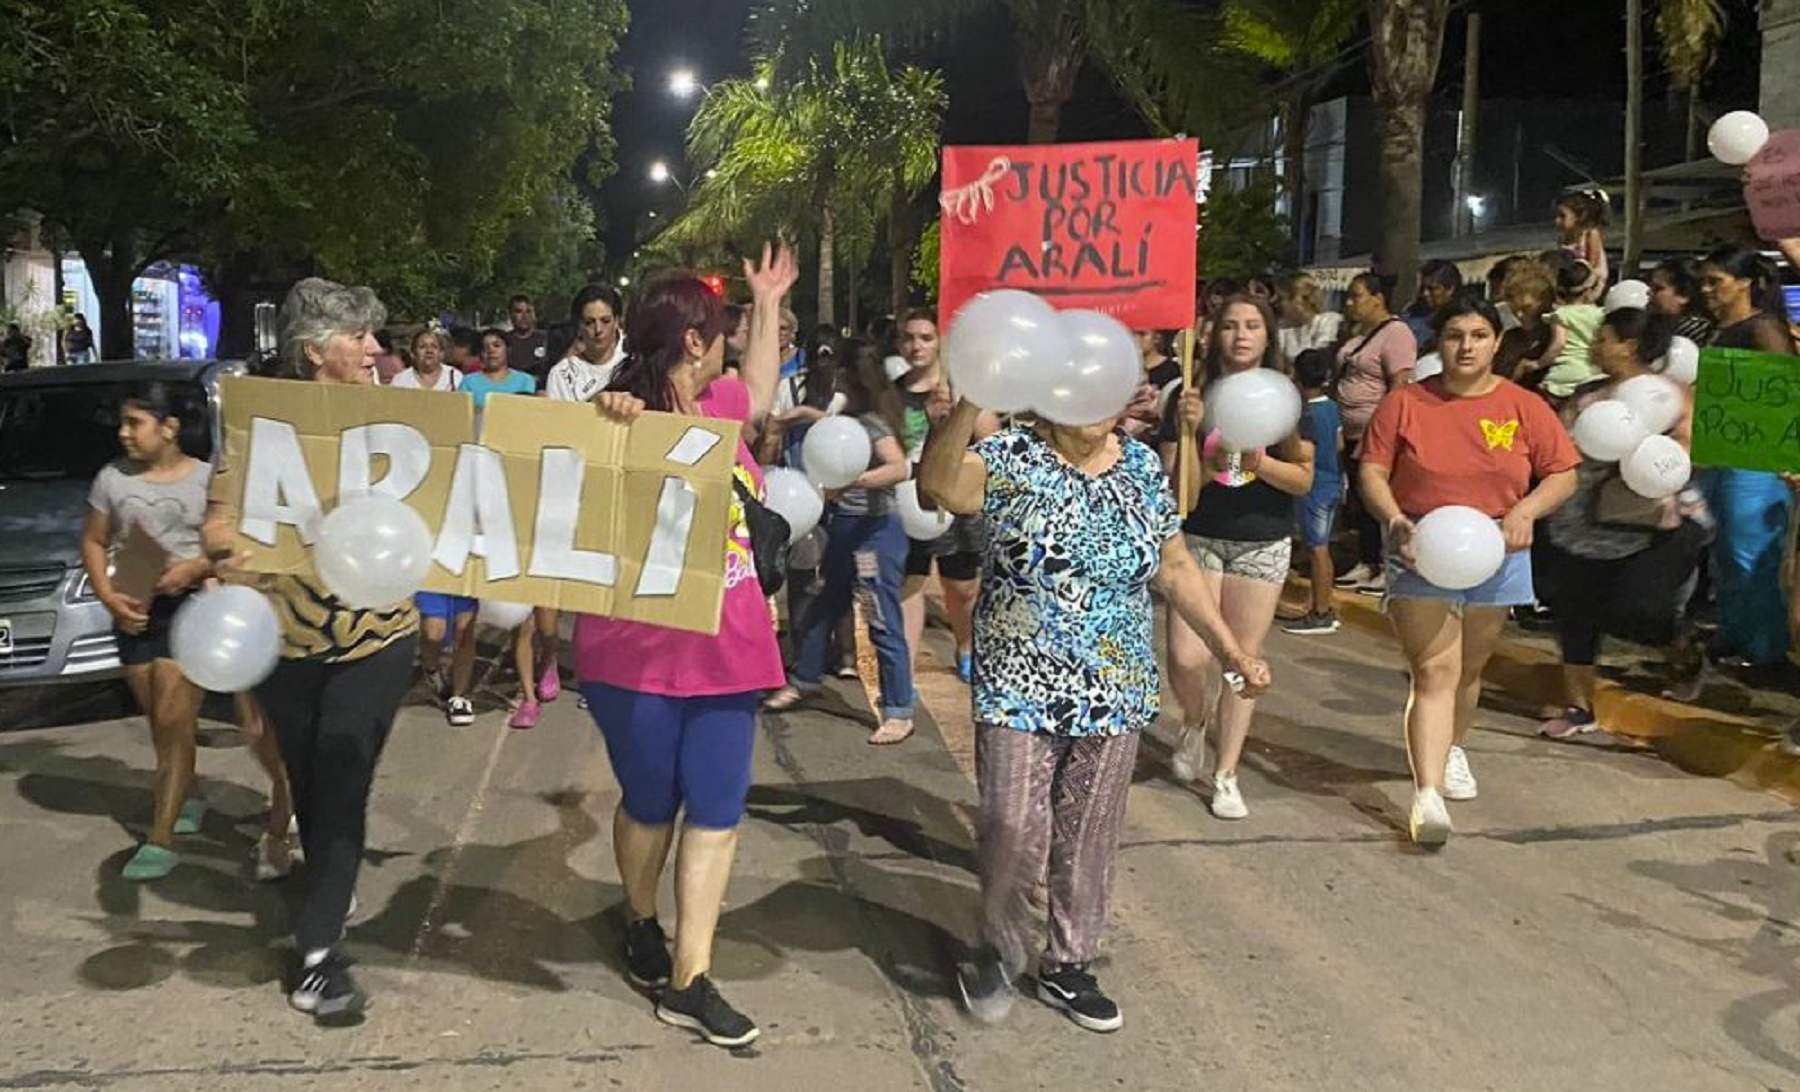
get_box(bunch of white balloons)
[944,290,1140,426]
[1570,372,1693,499]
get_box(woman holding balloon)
[1358,295,1578,846]
[1158,296,1314,821]
[919,292,1270,1031]
[204,278,421,1021]
[1538,309,1708,736]
[765,338,918,744]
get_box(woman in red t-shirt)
[1358,296,1578,847]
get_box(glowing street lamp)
[648,159,672,184]
[668,68,700,99]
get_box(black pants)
[1538,523,1708,666]
[257,637,416,953]
[1343,453,1383,568]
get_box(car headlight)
[65,568,103,605]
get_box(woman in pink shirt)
[577,244,798,1049]
[1333,272,1416,595]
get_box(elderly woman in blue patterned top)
[918,392,1270,1034]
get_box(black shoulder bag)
[734,477,791,596]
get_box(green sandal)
[122,844,178,881]
[172,799,207,836]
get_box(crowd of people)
[71,194,1800,1045]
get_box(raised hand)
[744,242,800,303]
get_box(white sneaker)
[254,832,295,882]
[1443,746,1478,801]
[1334,562,1374,588]
[1170,724,1206,783]
[446,695,475,728]
[1410,787,1452,846]
[1209,772,1248,820]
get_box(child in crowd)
[1282,349,1344,636]
[1554,189,1610,292]
[1529,251,1605,402]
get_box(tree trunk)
[817,205,837,329]
[1452,11,1482,238]
[1624,0,1645,277]
[889,182,916,319]
[1368,0,1452,305]
[210,252,259,361]
[81,228,140,362]
[1027,97,1063,145]
[1282,92,1309,253]
[1019,9,1082,145]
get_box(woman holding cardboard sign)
[577,243,798,1049]
[204,278,420,1023]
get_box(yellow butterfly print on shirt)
[1479,418,1519,451]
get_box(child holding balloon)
[765,338,917,744]
[1537,309,1709,736]
[82,382,297,883]
[1358,295,1578,847]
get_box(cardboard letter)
[527,448,618,586]
[240,417,321,545]
[338,423,432,501]
[434,444,520,580]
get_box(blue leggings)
[581,681,759,830]
[1700,469,1791,665]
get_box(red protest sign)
[938,138,1200,332]
[1746,129,1800,241]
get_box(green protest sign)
[1691,348,1800,473]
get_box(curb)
[1283,578,1800,809]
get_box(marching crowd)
[71,193,1800,1045]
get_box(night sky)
[597,0,1766,273]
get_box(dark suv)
[0,361,243,686]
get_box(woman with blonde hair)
[1275,273,1342,359]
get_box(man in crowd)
[447,326,484,376]
[505,294,551,381]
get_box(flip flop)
[173,799,207,836]
[122,843,178,881]
[869,719,915,746]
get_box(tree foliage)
[1198,174,1291,281]
[0,0,629,351]
[1655,0,1729,89]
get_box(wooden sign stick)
[1177,327,1197,517]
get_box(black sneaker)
[956,944,1016,1025]
[1036,962,1122,1033]
[289,950,367,1021]
[623,916,673,989]
[655,975,760,1047]
[1280,610,1340,635]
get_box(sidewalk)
[1285,578,1800,806]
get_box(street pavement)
[3,613,1800,1092]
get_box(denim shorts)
[415,592,478,621]
[1384,547,1535,610]
[1294,484,1343,549]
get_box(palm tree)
[751,0,1254,146]
[1367,0,1451,304]
[1217,0,1362,241]
[1657,0,1729,158]
[657,44,945,325]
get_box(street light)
[649,159,672,184]
[668,68,699,98]
[754,76,770,91]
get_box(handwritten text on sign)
[1746,129,1800,242]
[938,138,1200,331]
[1690,348,1800,474]
[214,376,739,635]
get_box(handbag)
[734,477,791,595]
[1595,472,1672,529]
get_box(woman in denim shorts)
[1159,296,1315,820]
[1358,296,1579,847]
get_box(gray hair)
[277,277,388,379]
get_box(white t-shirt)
[391,367,461,392]
[545,342,625,403]
[1278,312,1344,361]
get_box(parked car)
[0,361,243,686]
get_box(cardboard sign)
[110,520,168,604]
[938,138,1201,331]
[1691,348,1800,473]
[1746,129,1800,242]
[213,377,741,635]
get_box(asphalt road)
[2,615,1798,1091]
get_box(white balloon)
[1622,434,1692,499]
[943,290,1065,414]
[895,480,952,541]
[1413,352,1444,380]
[1660,336,1700,385]
[1412,506,1506,591]
[1613,374,1684,435]
[1208,369,1303,452]
[1602,279,1651,313]
[800,417,873,491]
[763,467,823,539]
[171,585,281,693]
[1708,110,1770,166]
[1036,310,1140,425]
[477,599,533,630]
[1571,400,1649,462]
[315,494,435,608]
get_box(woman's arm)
[738,244,801,424]
[1751,313,1797,356]
[1357,460,1414,564]
[1500,468,1578,551]
[850,434,910,492]
[1159,387,1207,510]
[918,398,989,515]
[1250,436,1315,497]
[1151,538,1271,697]
[81,508,148,631]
